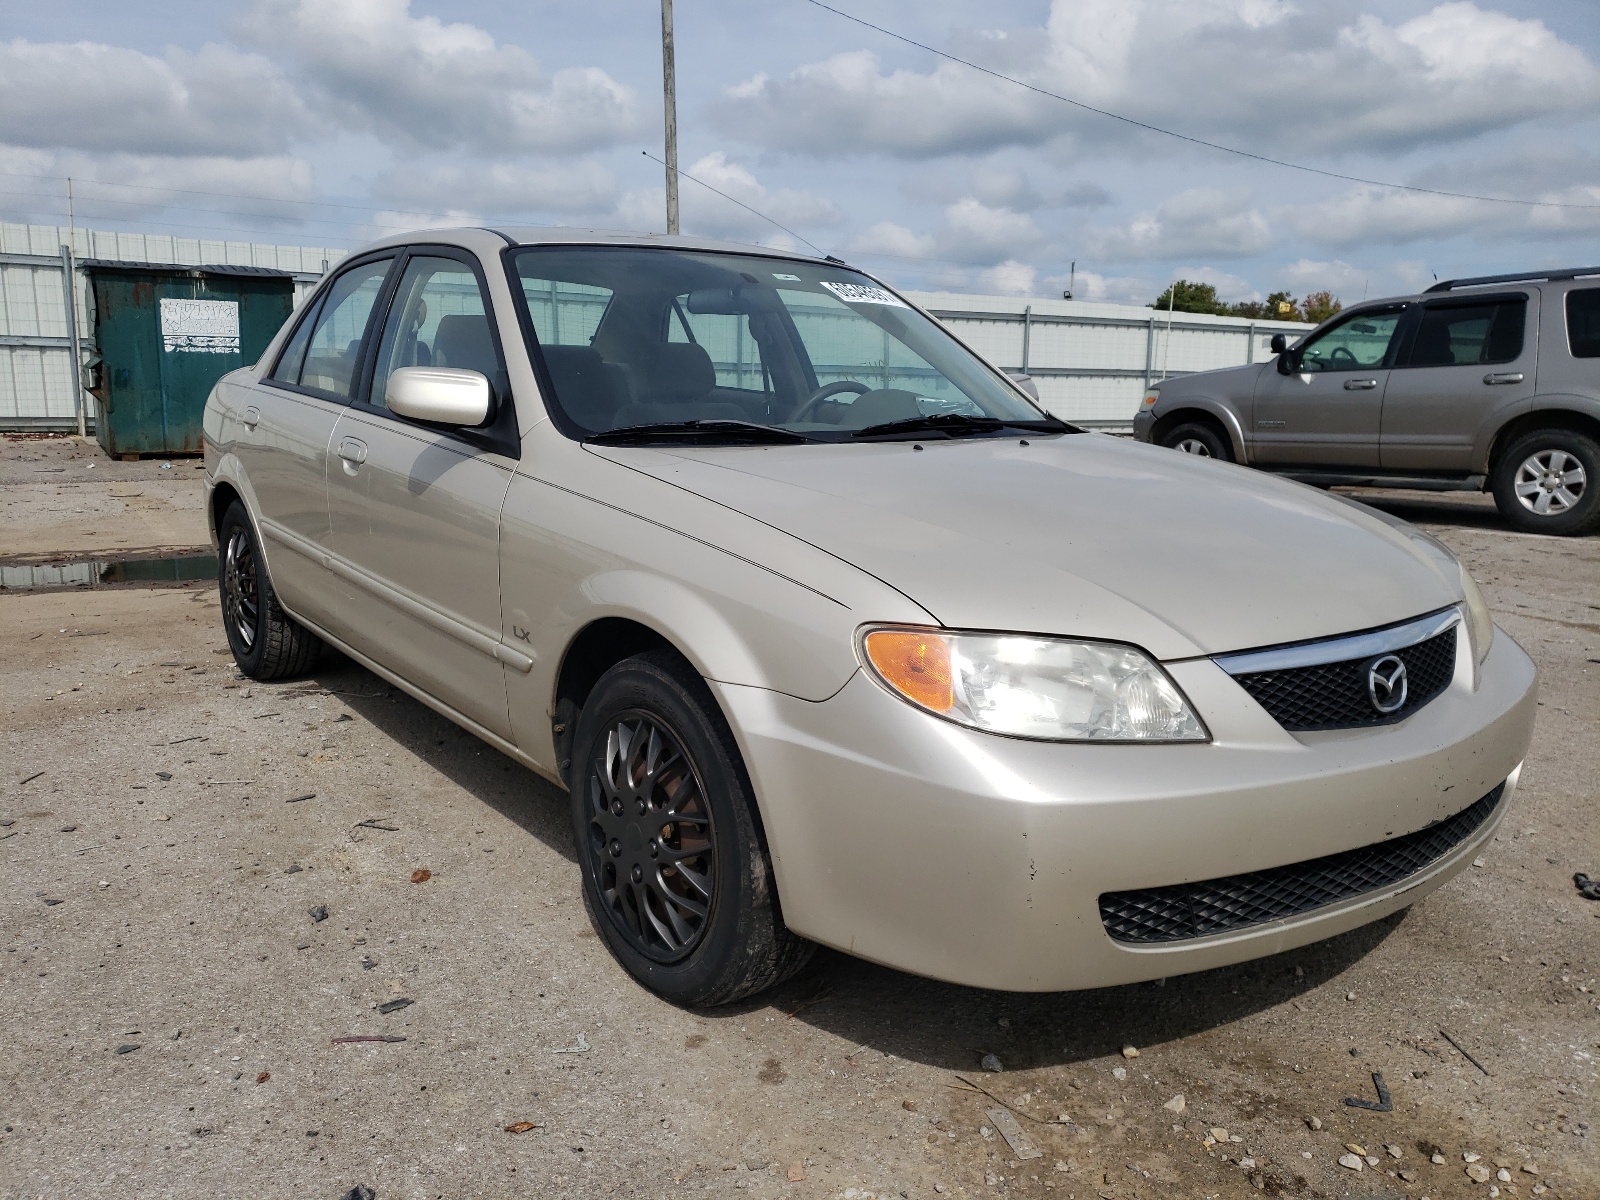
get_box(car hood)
[1158,360,1265,399]
[588,433,1463,660]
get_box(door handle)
[1483,372,1524,385]
[242,406,260,431]
[337,437,367,467]
[1343,378,1378,391]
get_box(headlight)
[1459,562,1494,667]
[860,627,1208,742]
[1140,389,1160,408]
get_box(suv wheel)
[1491,429,1600,536]
[218,500,324,678]
[1159,421,1234,462]
[569,650,813,1006]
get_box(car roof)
[355,225,830,266]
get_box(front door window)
[1297,310,1401,373]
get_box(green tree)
[1150,280,1228,315]
[1301,290,1342,324]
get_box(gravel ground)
[2,436,1596,1200]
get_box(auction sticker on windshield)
[821,280,908,307]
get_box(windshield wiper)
[586,420,814,445]
[851,413,1073,439]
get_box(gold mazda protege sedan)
[203,228,1537,1006]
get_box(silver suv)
[1133,266,1600,535]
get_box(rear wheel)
[218,500,323,679]
[569,651,813,1006]
[1159,420,1233,462]
[1491,429,1600,536]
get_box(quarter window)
[1567,288,1600,358]
[1296,310,1402,373]
[294,259,393,399]
[370,257,499,409]
[1407,298,1525,367]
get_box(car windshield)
[510,247,1064,442]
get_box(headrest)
[433,314,498,377]
[629,342,715,403]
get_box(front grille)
[1098,783,1504,945]
[1233,626,1456,731]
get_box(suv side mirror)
[1269,332,1288,354]
[386,366,491,426]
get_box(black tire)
[569,650,813,1006]
[217,500,324,680]
[1490,428,1600,536]
[1159,420,1234,462]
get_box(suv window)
[1406,298,1525,367]
[1567,287,1600,358]
[370,256,499,409]
[287,259,393,399]
[1296,309,1402,373]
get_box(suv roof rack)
[1425,266,1600,293]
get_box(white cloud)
[1086,189,1271,260]
[940,198,1044,263]
[374,160,618,219]
[0,38,313,157]
[846,221,936,260]
[714,51,1060,158]
[717,1,1600,161]
[1279,258,1373,300]
[672,152,842,243]
[1281,187,1495,247]
[241,0,643,154]
[976,260,1037,296]
[0,143,317,227]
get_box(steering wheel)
[791,380,871,423]
[1329,346,1358,369]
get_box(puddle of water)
[0,554,217,591]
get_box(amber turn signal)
[862,628,954,713]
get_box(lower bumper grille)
[1098,783,1505,945]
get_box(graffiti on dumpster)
[159,299,240,354]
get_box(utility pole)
[660,0,680,235]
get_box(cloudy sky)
[3,0,1598,305]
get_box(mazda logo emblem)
[1367,654,1409,714]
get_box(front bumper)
[715,627,1537,991]
[1132,409,1155,441]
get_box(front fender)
[1156,395,1249,461]
[498,467,933,773]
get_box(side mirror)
[385,366,491,426]
[1269,333,1288,354]
[1006,371,1040,401]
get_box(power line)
[641,150,827,255]
[799,0,1600,211]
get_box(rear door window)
[1405,297,1526,367]
[1567,288,1600,358]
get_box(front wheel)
[1159,420,1234,462]
[217,500,324,679]
[569,651,813,1006]
[1491,429,1600,536]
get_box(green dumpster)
[87,263,297,457]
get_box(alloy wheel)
[583,713,716,962]
[222,527,260,650]
[1174,437,1212,456]
[1513,449,1586,516]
